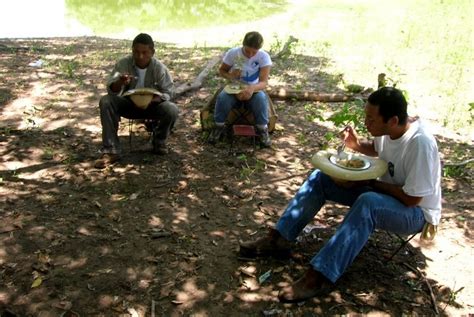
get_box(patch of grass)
[59,60,79,79]
[41,147,55,160]
[237,154,265,181]
[303,103,325,123]
[296,132,308,145]
[284,0,473,135]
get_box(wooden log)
[266,87,352,102]
[443,158,474,168]
[174,54,222,98]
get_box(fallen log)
[443,158,474,168]
[174,54,222,98]
[266,87,353,102]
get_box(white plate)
[329,155,371,171]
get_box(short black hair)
[242,31,263,49]
[132,33,154,50]
[368,87,408,125]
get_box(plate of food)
[329,154,371,171]
[223,83,246,94]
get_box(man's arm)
[153,63,174,101]
[106,58,133,95]
[371,180,423,207]
[110,74,131,93]
[353,140,378,157]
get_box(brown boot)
[278,268,331,303]
[239,228,293,258]
[94,153,120,169]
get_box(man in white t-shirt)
[207,31,273,147]
[239,87,442,302]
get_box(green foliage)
[303,104,324,123]
[443,164,471,179]
[237,154,265,181]
[65,0,287,34]
[323,98,367,144]
[63,44,76,55]
[269,35,298,59]
[59,60,79,79]
[41,147,55,160]
[296,132,308,145]
[269,35,283,55]
[327,99,367,132]
[345,84,364,94]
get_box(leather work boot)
[256,126,272,147]
[278,268,331,303]
[239,228,293,258]
[207,125,226,144]
[94,153,120,169]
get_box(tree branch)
[173,54,222,98]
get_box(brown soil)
[0,37,473,316]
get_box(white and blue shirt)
[222,47,272,85]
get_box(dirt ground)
[0,37,473,316]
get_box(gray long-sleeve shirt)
[106,55,174,101]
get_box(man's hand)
[118,73,135,85]
[110,73,135,93]
[341,126,378,157]
[340,126,360,151]
[236,86,254,101]
[151,95,162,103]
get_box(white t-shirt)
[374,120,442,225]
[135,67,147,88]
[222,47,272,85]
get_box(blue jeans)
[275,170,425,283]
[214,90,269,127]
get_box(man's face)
[242,46,259,58]
[132,43,154,69]
[364,103,390,137]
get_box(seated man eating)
[239,87,442,302]
[95,33,178,169]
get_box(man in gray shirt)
[95,33,178,169]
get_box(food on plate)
[337,158,366,169]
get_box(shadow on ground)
[0,37,472,316]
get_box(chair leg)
[386,232,418,261]
[128,119,133,151]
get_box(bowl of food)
[329,154,371,171]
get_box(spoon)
[337,126,350,157]
[337,142,346,158]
